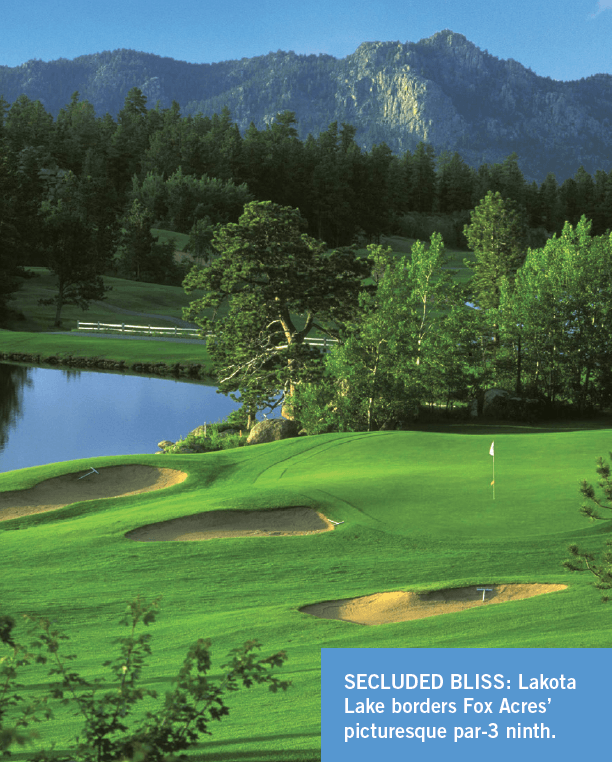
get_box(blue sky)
[3,0,611,81]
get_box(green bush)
[161,422,247,454]
[0,597,290,761]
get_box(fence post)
[122,323,125,332]
[97,322,100,331]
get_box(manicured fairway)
[1,427,611,760]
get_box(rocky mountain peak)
[0,32,610,182]
[425,29,471,48]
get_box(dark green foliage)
[118,201,186,286]
[396,211,470,249]
[3,95,54,155]
[294,237,472,432]
[436,151,476,213]
[183,201,371,422]
[464,190,528,311]
[0,597,290,760]
[564,454,612,601]
[163,169,252,233]
[2,85,612,292]
[578,454,612,522]
[184,217,216,266]
[402,142,437,213]
[108,88,151,197]
[38,170,112,326]
[503,218,612,410]
[0,149,31,323]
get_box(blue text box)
[321,648,608,762]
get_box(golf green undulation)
[1,427,609,760]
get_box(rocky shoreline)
[0,351,211,379]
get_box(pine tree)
[183,201,371,425]
[464,190,527,313]
[564,453,612,601]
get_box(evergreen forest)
[2,88,612,426]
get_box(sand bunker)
[300,583,567,625]
[125,506,334,541]
[0,465,188,522]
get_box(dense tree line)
[2,88,611,295]
[183,197,612,427]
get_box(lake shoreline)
[0,350,211,379]
[0,329,214,380]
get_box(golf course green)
[1,425,611,761]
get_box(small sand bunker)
[126,506,334,541]
[300,583,567,625]
[0,466,187,522]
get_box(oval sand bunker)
[126,506,334,541]
[0,466,187,522]
[300,584,567,625]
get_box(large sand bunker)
[300,583,567,625]
[126,506,334,541]
[0,466,187,522]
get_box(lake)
[0,362,241,473]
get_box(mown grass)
[2,427,610,760]
[6,267,200,333]
[151,227,190,252]
[0,329,212,371]
[7,233,471,335]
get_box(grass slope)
[2,427,610,760]
[0,329,212,371]
[6,267,198,333]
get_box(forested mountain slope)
[1,30,611,182]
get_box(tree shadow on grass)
[403,416,612,435]
[8,736,321,762]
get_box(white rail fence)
[77,321,200,337]
[303,336,338,349]
[76,321,338,347]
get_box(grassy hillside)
[6,234,471,333]
[0,328,212,373]
[2,234,469,373]
[2,426,610,760]
[2,252,213,370]
[5,267,197,333]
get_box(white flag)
[489,442,494,457]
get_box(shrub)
[0,597,290,760]
[563,453,612,601]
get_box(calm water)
[0,363,241,473]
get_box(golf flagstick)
[489,441,495,500]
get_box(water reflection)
[0,363,240,473]
[0,364,33,453]
[61,368,83,383]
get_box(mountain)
[2,30,611,182]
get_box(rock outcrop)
[472,388,542,421]
[246,418,299,446]
[3,30,611,181]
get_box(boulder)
[246,418,299,445]
[476,388,542,422]
[157,440,174,449]
[482,388,511,417]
